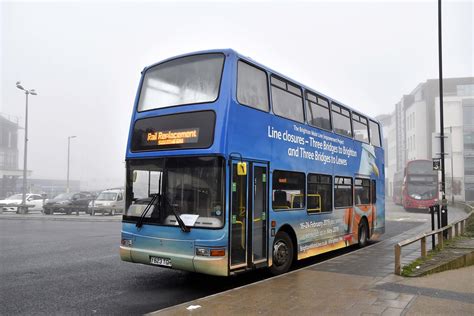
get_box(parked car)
[43,192,94,215]
[0,193,45,212]
[89,189,125,216]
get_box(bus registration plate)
[150,256,172,267]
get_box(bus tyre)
[270,231,294,275]
[358,220,369,248]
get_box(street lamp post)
[16,81,37,215]
[66,136,77,193]
[449,126,454,204]
[438,0,448,227]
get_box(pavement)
[151,206,474,316]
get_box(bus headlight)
[121,239,133,247]
[195,247,225,256]
[195,247,210,256]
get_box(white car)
[89,189,125,216]
[0,194,45,212]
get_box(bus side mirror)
[237,162,247,176]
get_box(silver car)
[89,189,125,216]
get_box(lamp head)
[16,82,25,91]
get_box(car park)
[43,192,94,215]
[0,193,45,212]
[89,189,124,216]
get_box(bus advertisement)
[401,160,438,210]
[120,50,385,276]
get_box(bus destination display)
[147,128,200,146]
[131,111,215,151]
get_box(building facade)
[0,114,21,198]
[379,77,474,202]
[435,87,474,201]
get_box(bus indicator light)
[210,249,226,257]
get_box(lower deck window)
[307,174,332,213]
[272,170,305,210]
[355,178,370,205]
[334,176,353,208]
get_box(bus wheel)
[270,231,293,275]
[358,220,369,248]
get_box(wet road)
[0,204,451,315]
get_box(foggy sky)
[1,0,472,190]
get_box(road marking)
[186,305,201,311]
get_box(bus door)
[230,160,268,270]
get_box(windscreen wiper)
[162,194,190,233]
[136,193,159,229]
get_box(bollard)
[437,231,444,249]
[429,205,437,249]
[448,226,453,240]
[421,236,427,258]
[395,244,401,275]
[441,206,448,238]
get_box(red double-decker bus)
[401,160,438,210]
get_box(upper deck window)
[352,112,369,143]
[270,76,305,123]
[138,54,225,111]
[237,61,269,111]
[369,120,382,147]
[306,92,331,130]
[331,103,352,137]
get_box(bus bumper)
[120,243,228,277]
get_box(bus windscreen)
[125,156,225,228]
[137,53,225,111]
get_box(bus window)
[307,174,332,213]
[371,179,377,204]
[306,92,331,131]
[270,76,304,123]
[355,178,370,205]
[237,61,269,111]
[137,53,225,111]
[352,113,369,143]
[369,120,381,147]
[331,103,352,137]
[272,170,305,210]
[334,176,353,208]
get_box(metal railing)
[394,203,473,275]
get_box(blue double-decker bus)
[120,49,385,276]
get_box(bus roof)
[142,48,381,124]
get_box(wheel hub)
[273,241,289,266]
